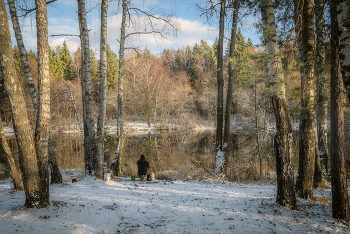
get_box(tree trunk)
[8,0,62,184]
[295,0,316,199]
[313,125,322,188]
[0,94,22,190]
[223,0,238,175]
[255,75,263,178]
[78,0,96,175]
[337,0,350,102]
[260,0,296,209]
[330,0,350,221]
[315,0,329,173]
[96,0,108,179]
[111,0,127,177]
[34,0,50,207]
[0,0,40,207]
[215,0,226,176]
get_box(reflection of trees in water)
[1,130,329,181]
[118,131,216,179]
[116,131,280,182]
[0,134,85,172]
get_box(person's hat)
[140,155,145,159]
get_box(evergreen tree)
[28,49,36,61]
[50,46,64,78]
[232,28,250,84]
[59,40,74,80]
[106,44,118,91]
[12,46,22,77]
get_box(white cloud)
[10,7,219,57]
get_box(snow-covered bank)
[0,177,348,234]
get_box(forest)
[0,0,350,230]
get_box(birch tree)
[0,65,22,191]
[111,0,127,176]
[0,0,41,207]
[315,0,328,185]
[96,0,108,179]
[34,0,51,206]
[260,0,296,209]
[8,0,62,184]
[295,0,316,199]
[77,0,96,175]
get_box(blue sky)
[8,0,260,56]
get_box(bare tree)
[223,0,238,174]
[214,0,226,176]
[111,0,178,176]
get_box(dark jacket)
[137,156,149,175]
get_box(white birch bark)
[96,0,108,179]
[111,0,127,176]
[78,0,96,175]
[8,0,62,184]
[260,0,296,209]
[34,0,50,206]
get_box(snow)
[1,176,349,234]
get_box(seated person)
[137,155,149,181]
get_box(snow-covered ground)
[0,176,349,234]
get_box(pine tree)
[106,44,118,91]
[12,46,22,77]
[59,40,74,80]
[233,28,250,84]
[50,46,63,78]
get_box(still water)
[12,129,350,181]
[1,130,285,182]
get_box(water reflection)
[1,130,284,182]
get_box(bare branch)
[18,0,58,18]
[50,34,80,37]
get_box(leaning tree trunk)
[34,0,51,207]
[78,0,96,175]
[315,0,329,173]
[8,0,62,184]
[96,0,108,179]
[111,0,127,177]
[215,0,226,177]
[0,86,22,190]
[223,0,238,175]
[0,0,40,208]
[260,0,297,209]
[295,0,316,199]
[337,0,350,102]
[330,0,350,221]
